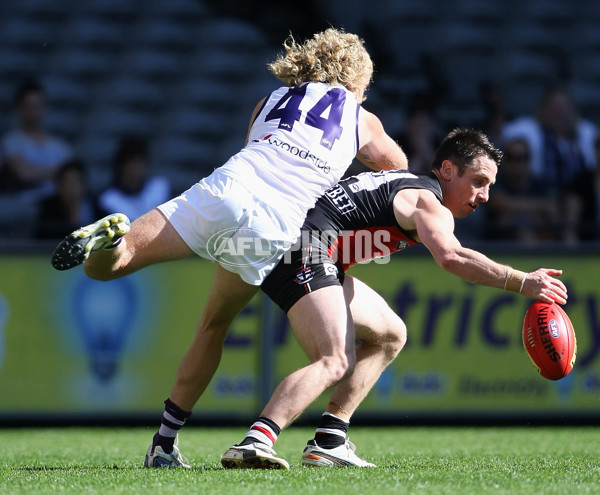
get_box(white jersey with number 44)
[219,82,361,227]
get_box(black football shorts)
[261,242,345,314]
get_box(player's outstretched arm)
[356,108,408,171]
[410,192,568,305]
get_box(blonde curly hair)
[268,28,373,103]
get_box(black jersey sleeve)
[305,170,443,233]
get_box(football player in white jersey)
[51,28,407,468]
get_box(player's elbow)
[391,145,408,170]
[435,250,462,274]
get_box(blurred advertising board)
[0,251,597,422]
[306,252,599,420]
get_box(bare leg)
[259,285,354,429]
[83,208,195,280]
[326,275,406,420]
[297,276,406,467]
[83,207,259,410]
[169,263,259,410]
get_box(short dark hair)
[431,128,502,175]
[14,78,43,105]
[114,136,148,168]
[56,158,86,182]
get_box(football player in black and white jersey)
[50,28,408,469]
[245,128,568,468]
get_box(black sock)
[313,412,348,449]
[153,398,192,454]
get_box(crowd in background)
[389,83,600,246]
[1,2,599,246]
[1,75,599,246]
[0,78,174,241]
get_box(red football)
[522,301,577,380]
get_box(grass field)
[1,426,598,494]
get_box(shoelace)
[172,436,190,465]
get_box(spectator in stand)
[501,86,597,243]
[592,132,600,240]
[484,137,558,244]
[0,78,72,199]
[34,158,98,240]
[396,93,441,174]
[96,136,172,221]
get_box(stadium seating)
[54,48,117,82]
[75,0,140,21]
[67,17,125,52]
[1,16,61,51]
[0,0,599,226]
[136,18,197,53]
[105,76,166,112]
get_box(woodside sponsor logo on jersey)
[257,134,331,173]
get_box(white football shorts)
[157,169,299,285]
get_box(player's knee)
[320,351,355,385]
[343,350,357,379]
[382,316,407,360]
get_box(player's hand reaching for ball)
[521,268,567,305]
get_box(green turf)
[0,426,598,494]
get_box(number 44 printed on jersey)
[265,84,346,150]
